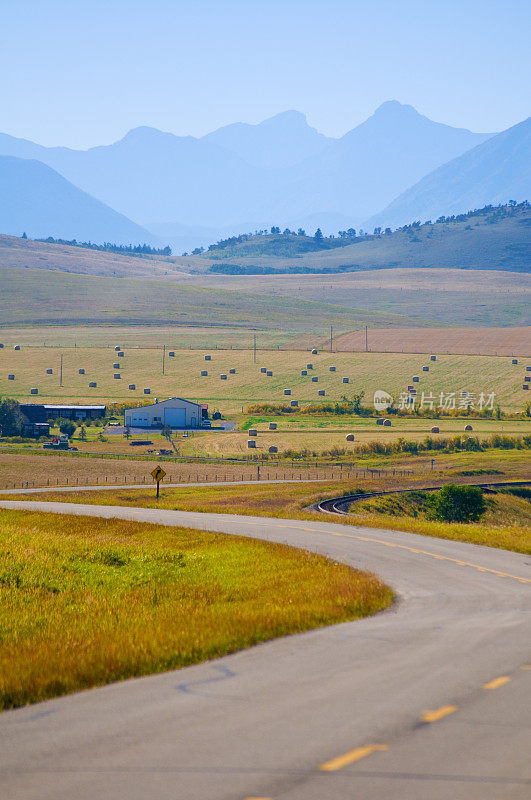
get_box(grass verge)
[0,509,391,710]
[9,478,529,554]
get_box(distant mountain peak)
[261,110,308,126]
[374,100,419,116]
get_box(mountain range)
[0,102,529,251]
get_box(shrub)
[430,484,486,523]
[58,420,76,437]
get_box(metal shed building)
[124,397,204,429]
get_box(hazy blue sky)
[2,0,530,148]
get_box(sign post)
[150,465,167,499]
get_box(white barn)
[124,397,204,429]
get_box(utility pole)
[60,353,63,387]
[253,335,257,363]
[365,326,368,352]
[330,325,333,352]
[162,344,165,375]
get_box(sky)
[1,0,530,148]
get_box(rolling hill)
[195,203,531,274]
[0,156,159,245]
[369,116,531,229]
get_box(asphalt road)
[0,500,529,800]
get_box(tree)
[58,419,76,437]
[430,484,486,523]
[373,227,381,235]
[0,398,24,436]
[347,228,356,238]
[297,228,306,237]
[21,231,27,239]
[162,424,172,438]
[124,425,132,439]
[314,228,323,241]
[191,247,204,255]
[79,426,87,441]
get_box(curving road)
[0,499,530,800]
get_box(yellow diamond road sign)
[151,466,166,482]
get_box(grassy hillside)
[0,268,405,329]
[196,203,530,273]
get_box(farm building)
[124,397,205,429]
[21,403,106,421]
[18,404,50,437]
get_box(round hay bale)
[46,368,53,374]
[345,433,355,442]
[113,362,120,369]
[30,388,38,395]
[8,374,15,380]
[512,359,518,365]
[430,426,440,433]
[114,373,121,379]
[412,376,419,382]
[128,384,135,390]
[14,345,20,350]
[290,400,298,407]
[430,355,436,361]
[266,370,273,376]
[268,445,278,453]
[269,422,277,430]
[118,351,124,357]
[307,363,313,369]
[407,385,414,390]
[168,351,175,357]
[89,382,97,388]
[248,428,257,436]
[0,343,3,348]
[422,366,429,372]
[526,366,531,372]
[247,439,256,448]
[205,355,211,361]
[260,367,267,373]
[525,376,530,382]
[79,368,85,374]
[311,376,318,382]
[383,419,391,426]
[464,424,473,431]
[301,370,307,376]
[329,366,336,372]
[376,418,384,425]
[318,389,325,396]
[144,388,151,394]
[342,377,349,383]
[201,370,208,376]
[311,348,318,355]
[283,389,291,395]
[523,384,529,390]
[212,411,221,420]
[220,374,227,380]
[229,368,236,374]
[114,346,121,351]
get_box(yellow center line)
[484,676,511,689]
[421,705,458,722]
[320,743,388,771]
[281,524,530,584]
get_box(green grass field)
[1,344,529,412]
[0,509,391,709]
